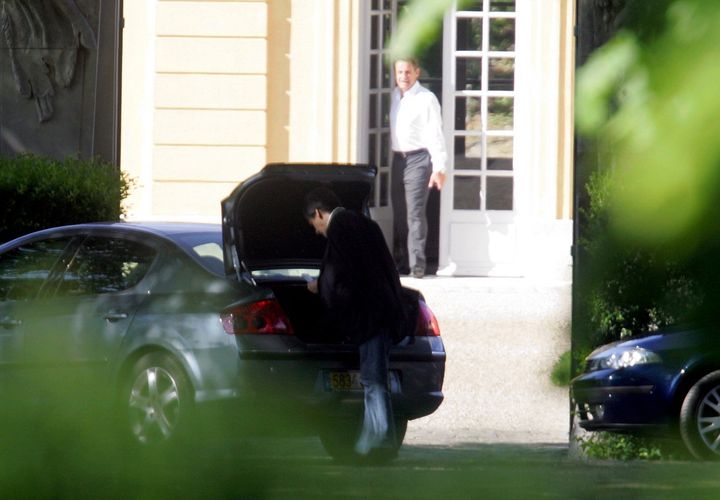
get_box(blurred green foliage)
[550,350,572,387]
[578,0,720,254]
[575,0,720,355]
[0,154,132,243]
[388,0,472,62]
[577,432,671,461]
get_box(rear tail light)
[415,300,441,337]
[221,299,294,335]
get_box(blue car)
[572,326,720,459]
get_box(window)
[452,0,515,211]
[366,0,396,208]
[58,237,156,296]
[0,238,75,301]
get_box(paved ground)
[399,276,572,446]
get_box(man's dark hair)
[303,186,341,219]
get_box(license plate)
[328,371,363,392]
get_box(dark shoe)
[412,267,425,279]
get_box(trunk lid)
[221,163,376,281]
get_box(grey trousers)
[391,150,432,272]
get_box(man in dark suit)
[304,186,406,456]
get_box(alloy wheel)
[128,365,182,444]
[696,386,720,455]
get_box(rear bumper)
[236,347,445,421]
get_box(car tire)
[319,417,408,465]
[122,352,194,446]
[680,370,720,460]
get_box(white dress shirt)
[390,81,448,173]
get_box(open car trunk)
[222,163,419,344]
[221,163,376,281]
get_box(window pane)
[381,133,390,166]
[456,57,483,91]
[487,136,513,170]
[489,57,514,91]
[368,134,378,164]
[382,13,392,46]
[459,1,485,12]
[454,176,481,210]
[455,97,482,132]
[457,18,483,51]
[488,97,513,130]
[370,54,379,89]
[454,136,483,170]
[0,238,73,301]
[489,17,515,51]
[486,177,513,210]
[371,15,379,49]
[379,172,389,207]
[383,60,392,88]
[454,129,484,172]
[370,94,378,127]
[490,0,515,12]
[61,237,156,296]
[381,92,390,127]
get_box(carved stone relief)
[0,0,97,123]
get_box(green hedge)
[0,154,131,243]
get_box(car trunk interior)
[260,279,421,345]
[236,177,370,268]
[260,279,345,344]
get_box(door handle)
[0,317,22,329]
[104,312,129,322]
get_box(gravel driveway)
[401,277,572,445]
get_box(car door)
[21,234,157,389]
[0,236,78,393]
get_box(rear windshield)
[175,232,225,276]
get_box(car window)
[0,237,75,301]
[57,236,156,296]
[174,232,225,275]
[191,242,224,275]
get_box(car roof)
[1,221,221,249]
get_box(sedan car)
[0,163,445,461]
[572,326,720,459]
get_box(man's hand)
[428,171,446,190]
[307,279,319,294]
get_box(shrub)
[0,154,132,243]
[575,169,702,355]
[550,350,572,387]
[576,432,685,461]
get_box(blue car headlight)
[589,347,661,371]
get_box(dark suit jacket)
[317,208,406,344]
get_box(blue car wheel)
[680,370,720,460]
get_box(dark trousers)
[355,329,396,455]
[391,150,432,273]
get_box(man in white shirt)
[390,58,447,279]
